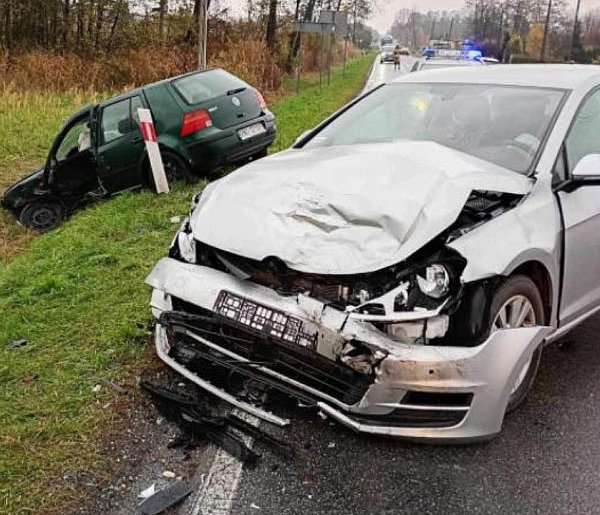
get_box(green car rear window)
[173,69,249,105]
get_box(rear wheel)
[19,200,65,232]
[162,151,196,183]
[147,151,196,189]
[489,275,544,413]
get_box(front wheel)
[19,200,65,232]
[489,275,544,413]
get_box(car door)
[96,96,146,193]
[557,88,600,325]
[48,108,99,197]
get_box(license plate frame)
[238,122,267,141]
[214,291,318,350]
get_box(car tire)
[147,151,196,189]
[19,200,65,232]
[489,275,545,414]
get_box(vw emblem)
[231,96,241,107]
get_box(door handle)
[132,136,143,144]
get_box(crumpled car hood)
[190,141,532,274]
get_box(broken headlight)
[416,264,450,299]
[169,218,197,264]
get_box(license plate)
[238,123,266,140]
[214,291,318,350]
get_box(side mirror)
[117,118,132,135]
[293,129,312,146]
[572,154,600,178]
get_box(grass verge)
[0,53,374,514]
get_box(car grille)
[167,297,373,406]
[348,408,467,428]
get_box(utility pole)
[352,0,357,44]
[198,0,208,68]
[569,0,582,61]
[540,0,552,62]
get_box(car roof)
[395,64,600,89]
[99,68,231,106]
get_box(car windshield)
[304,83,565,174]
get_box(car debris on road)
[140,379,293,463]
[138,480,193,515]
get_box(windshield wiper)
[227,87,247,95]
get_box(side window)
[131,96,143,131]
[101,99,131,144]
[565,90,600,172]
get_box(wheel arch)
[506,260,554,326]
[139,144,192,186]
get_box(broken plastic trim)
[154,323,290,427]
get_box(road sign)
[318,10,348,36]
[296,21,327,34]
[138,108,169,194]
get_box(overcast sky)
[368,0,600,33]
[369,0,463,33]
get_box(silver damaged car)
[146,65,600,441]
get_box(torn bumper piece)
[147,258,551,441]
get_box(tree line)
[0,0,376,58]
[390,0,600,63]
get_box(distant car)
[399,47,411,56]
[380,45,395,63]
[411,58,485,72]
[2,68,276,231]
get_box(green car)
[2,68,276,231]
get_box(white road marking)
[188,411,259,515]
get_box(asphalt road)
[182,58,600,515]
[363,56,416,92]
[228,315,600,515]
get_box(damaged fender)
[320,326,551,440]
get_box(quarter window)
[566,89,600,172]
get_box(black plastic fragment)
[140,379,293,464]
[138,481,193,515]
[6,338,27,350]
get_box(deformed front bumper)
[146,258,551,442]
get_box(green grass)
[0,53,374,514]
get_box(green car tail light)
[181,109,213,137]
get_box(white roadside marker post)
[138,108,170,194]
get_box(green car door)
[96,95,146,193]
